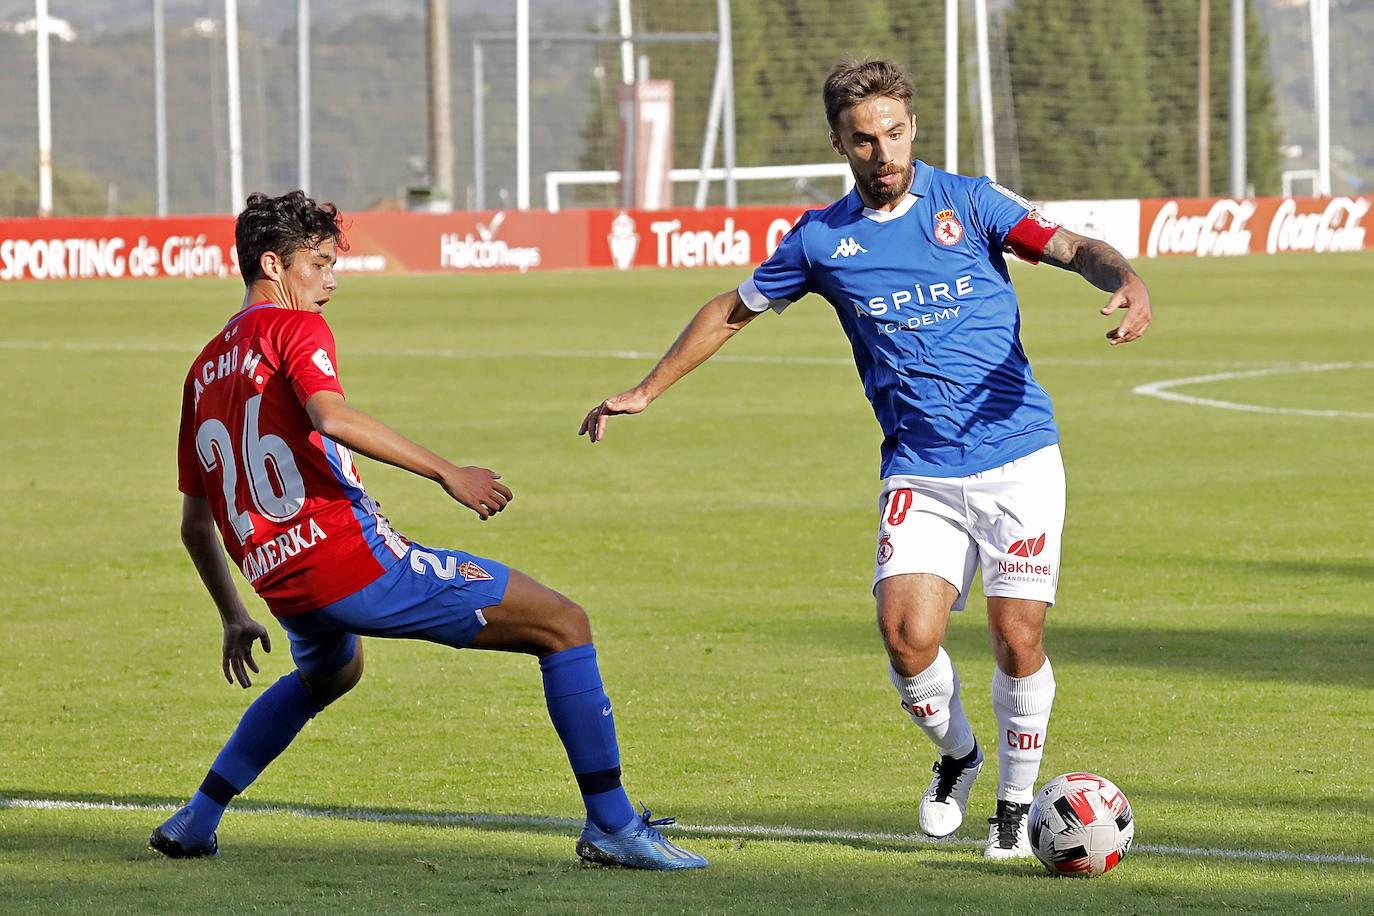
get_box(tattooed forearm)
[1041,229,1138,293]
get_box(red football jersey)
[177,302,409,616]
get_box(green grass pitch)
[1,252,1371,914]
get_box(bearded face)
[863,159,915,206]
[831,96,917,211]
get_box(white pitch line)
[4,797,1370,866]
[1133,362,1374,419]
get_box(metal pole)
[944,0,958,173]
[1198,0,1210,198]
[692,26,728,208]
[35,0,53,216]
[616,0,636,209]
[719,0,736,207]
[472,39,485,210]
[516,0,530,209]
[1228,0,1245,198]
[154,0,168,215]
[298,0,311,195]
[1310,0,1330,196]
[618,0,634,84]
[225,0,244,213]
[973,0,995,181]
[427,0,453,207]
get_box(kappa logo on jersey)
[1007,533,1047,557]
[830,237,869,259]
[458,561,493,582]
[933,209,965,247]
[312,348,337,377]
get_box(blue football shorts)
[279,543,511,676]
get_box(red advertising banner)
[0,216,240,281]
[1140,194,1372,257]
[337,210,590,274]
[0,206,809,281]
[589,206,805,270]
[4,195,1370,282]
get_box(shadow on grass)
[5,817,1367,916]
[1200,556,1374,582]
[775,611,1372,688]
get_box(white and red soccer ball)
[1028,772,1134,877]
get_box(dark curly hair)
[234,190,348,286]
[822,58,915,132]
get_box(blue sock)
[182,671,323,836]
[540,644,636,833]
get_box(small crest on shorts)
[933,209,964,246]
[458,561,493,581]
[876,534,894,566]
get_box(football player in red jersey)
[153,191,706,871]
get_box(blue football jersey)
[738,160,1059,478]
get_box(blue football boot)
[148,806,219,859]
[576,807,708,870]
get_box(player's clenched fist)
[439,465,513,519]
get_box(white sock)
[991,657,1056,804]
[889,647,976,759]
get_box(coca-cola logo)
[1266,197,1369,254]
[1146,199,1256,257]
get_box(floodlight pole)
[1198,0,1210,198]
[1228,0,1245,198]
[35,0,53,217]
[472,39,485,210]
[427,0,453,207]
[693,23,728,208]
[719,0,736,207]
[618,0,636,208]
[154,0,169,215]
[1310,0,1331,196]
[944,0,957,173]
[973,0,995,181]
[298,0,311,195]
[516,0,530,209]
[618,0,634,84]
[225,0,245,213]
[690,0,737,208]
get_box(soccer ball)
[1028,772,1134,877]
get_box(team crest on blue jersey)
[458,561,493,581]
[933,209,965,247]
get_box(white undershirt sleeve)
[738,276,793,315]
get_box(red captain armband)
[1004,210,1060,264]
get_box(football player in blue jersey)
[580,58,1151,860]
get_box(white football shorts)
[872,444,1066,611]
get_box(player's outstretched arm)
[304,390,512,520]
[181,495,272,687]
[578,289,760,442]
[1039,228,1153,346]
